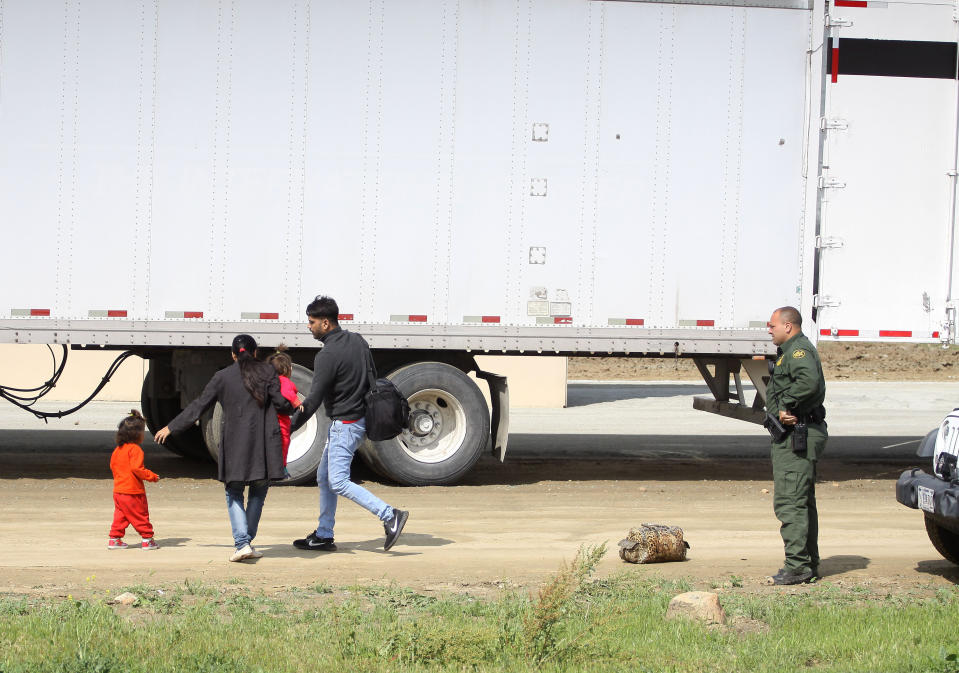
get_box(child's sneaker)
[141,538,159,550]
[107,538,129,550]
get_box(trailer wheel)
[200,406,222,462]
[141,369,210,461]
[359,362,489,486]
[197,364,330,485]
[924,513,959,564]
[283,364,331,485]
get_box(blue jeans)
[316,418,393,538]
[225,479,269,549]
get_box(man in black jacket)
[290,295,408,552]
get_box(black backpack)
[364,358,410,441]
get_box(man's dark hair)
[306,295,339,324]
[777,306,802,327]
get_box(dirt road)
[1,383,956,598]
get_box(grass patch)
[1,566,958,672]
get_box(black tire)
[358,362,489,486]
[281,364,331,485]
[141,368,210,461]
[198,364,330,485]
[200,405,221,462]
[924,513,959,564]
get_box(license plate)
[918,485,935,513]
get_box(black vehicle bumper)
[896,468,959,518]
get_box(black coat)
[167,361,294,483]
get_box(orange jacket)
[110,443,159,494]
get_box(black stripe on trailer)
[828,38,958,80]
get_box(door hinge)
[821,118,848,131]
[816,236,845,249]
[819,176,846,189]
[813,294,842,308]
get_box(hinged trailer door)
[816,0,959,342]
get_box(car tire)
[924,512,959,564]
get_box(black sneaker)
[383,509,409,551]
[768,567,814,585]
[293,532,336,551]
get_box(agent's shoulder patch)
[792,349,806,359]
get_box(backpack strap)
[365,349,378,390]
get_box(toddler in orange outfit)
[108,409,160,550]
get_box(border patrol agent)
[764,306,827,585]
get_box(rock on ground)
[111,592,138,606]
[666,591,726,625]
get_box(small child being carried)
[107,409,160,550]
[268,345,300,475]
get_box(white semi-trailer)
[1,0,955,485]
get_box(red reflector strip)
[879,330,912,338]
[482,316,500,323]
[820,328,860,336]
[108,310,127,318]
[260,313,279,320]
[184,311,203,319]
[338,314,354,321]
[12,308,52,317]
[696,319,714,327]
[626,318,645,326]
[831,47,839,82]
[834,0,867,6]
[554,316,572,325]
[408,315,427,322]
[934,331,941,338]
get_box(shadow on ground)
[915,559,959,583]
[0,427,922,485]
[819,554,870,578]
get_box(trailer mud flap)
[475,370,509,462]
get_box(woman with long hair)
[154,334,297,562]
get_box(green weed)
[523,542,607,664]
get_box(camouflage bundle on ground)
[618,523,689,563]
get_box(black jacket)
[291,327,371,429]
[168,361,294,483]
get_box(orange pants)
[109,493,154,539]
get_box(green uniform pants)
[771,423,827,573]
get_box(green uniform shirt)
[766,331,826,418]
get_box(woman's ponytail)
[232,334,265,407]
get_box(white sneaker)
[229,544,254,562]
[248,546,264,558]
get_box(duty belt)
[798,405,826,424]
